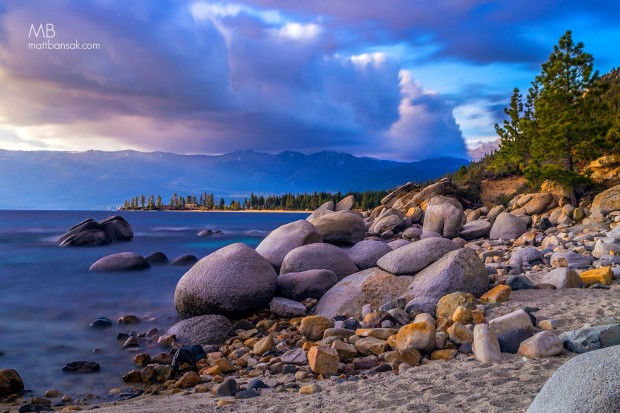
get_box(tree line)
[120,190,388,211]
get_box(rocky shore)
[2,178,620,413]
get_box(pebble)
[299,383,322,394]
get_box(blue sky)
[0,0,618,161]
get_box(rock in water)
[422,196,464,238]
[62,361,100,373]
[98,216,134,241]
[280,243,358,280]
[310,211,366,245]
[167,315,233,344]
[404,248,488,301]
[276,269,338,301]
[348,240,392,270]
[89,252,150,272]
[377,238,459,275]
[526,345,620,413]
[59,216,133,246]
[170,254,198,267]
[145,252,169,265]
[489,212,528,240]
[314,268,414,319]
[0,369,24,397]
[255,220,322,270]
[174,243,277,317]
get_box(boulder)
[269,297,307,318]
[98,216,134,241]
[395,322,436,353]
[59,229,110,247]
[0,369,24,397]
[407,178,456,209]
[526,345,620,413]
[299,316,335,340]
[489,212,528,240]
[307,346,339,376]
[523,193,554,215]
[335,195,356,211]
[541,268,583,289]
[174,243,277,317]
[422,196,464,238]
[166,315,233,345]
[89,252,150,272]
[436,292,477,319]
[510,247,543,265]
[592,240,620,259]
[489,309,534,336]
[487,205,505,222]
[559,324,620,354]
[58,216,133,247]
[377,238,459,275]
[506,275,535,290]
[580,267,613,287]
[306,201,335,221]
[145,252,169,265]
[311,211,366,244]
[255,220,322,269]
[497,328,533,354]
[280,243,358,280]
[459,220,492,240]
[404,248,489,301]
[472,324,501,363]
[348,240,392,270]
[314,268,414,319]
[276,269,338,301]
[518,331,563,358]
[550,252,593,269]
[370,213,405,235]
[590,184,620,218]
[388,239,410,249]
[170,254,198,267]
[381,182,419,208]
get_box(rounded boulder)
[167,314,233,345]
[310,210,366,245]
[89,252,150,272]
[489,212,528,240]
[348,240,392,270]
[276,269,339,301]
[174,243,277,317]
[377,238,459,275]
[280,243,358,280]
[255,220,322,270]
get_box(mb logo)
[29,23,56,38]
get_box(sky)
[0,1,618,161]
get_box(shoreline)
[119,209,311,214]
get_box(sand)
[43,281,618,413]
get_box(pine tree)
[156,195,163,209]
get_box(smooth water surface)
[0,210,307,399]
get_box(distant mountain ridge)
[0,149,469,209]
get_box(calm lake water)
[0,210,307,400]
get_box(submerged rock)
[0,369,24,397]
[89,252,150,272]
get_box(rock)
[403,226,423,240]
[506,275,534,290]
[255,220,322,269]
[197,229,213,237]
[280,243,358,280]
[377,237,459,275]
[405,296,438,316]
[541,268,583,289]
[447,322,474,344]
[89,317,113,329]
[307,346,339,376]
[407,179,456,209]
[167,315,233,345]
[395,322,436,353]
[510,247,543,265]
[215,378,238,397]
[580,267,613,287]
[459,220,492,240]
[489,309,534,336]
[253,336,274,356]
[526,345,620,413]
[436,292,477,319]
[480,285,512,303]
[335,195,356,211]
[354,337,390,356]
[487,205,505,221]
[58,216,133,247]
[559,324,620,353]
[404,248,489,301]
[170,254,198,267]
[523,193,554,215]
[388,239,410,250]
[472,324,501,363]
[381,182,419,207]
[348,240,392,270]
[306,201,335,221]
[550,252,593,269]
[281,348,307,365]
[98,216,134,240]
[422,196,464,238]
[0,369,24,397]
[299,383,322,394]
[489,212,528,240]
[592,240,620,259]
[497,329,533,354]
[62,361,100,373]
[269,297,307,318]
[174,371,201,389]
[276,269,338,301]
[174,243,277,317]
[331,340,357,361]
[145,252,169,265]
[370,214,405,235]
[590,184,620,218]
[314,268,414,319]
[518,331,563,358]
[299,316,335,340]
[89,252,149,272]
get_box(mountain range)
[0,149,469,209]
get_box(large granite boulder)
[0,369,24,397]
[89,252,150,272]
[314,268,414,318]
[311,211,366,245]
[590,184,620,218]
[59,216,134,247]
[489,212,528,240]
[306,201,335,221]
[255,220,322,270]
[276,269,339,301]
[335,195,356,211]
[370,214,405,235]
[404,248,488,301]
[422,195,464,238]
[377,237,459,275]
[167,315,233,345]
[280,243,358,280]
[526,345,620,413]
[174,243,277,317]
[348,240,392,270]
[523,193,554,215]
[381,182,418,208]
[459,219,492,240]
